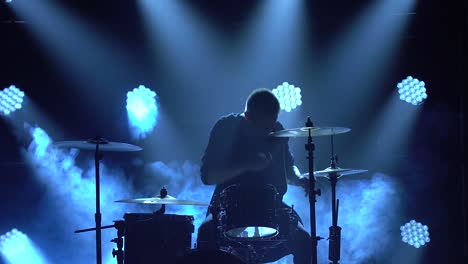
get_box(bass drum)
[175,249,245,264]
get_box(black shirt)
[201,113,296,213]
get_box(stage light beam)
[126,85,159,139]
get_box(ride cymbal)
[270,127,350,137]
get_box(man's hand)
[298,176,310,197]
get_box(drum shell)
[124,213,194,264]
[175,249,245,264]
[218,184,279,238]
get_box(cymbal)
[301,167,368,179]
[270,127,351,137]
[54,138,142,152]
[115,195,209,206]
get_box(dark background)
[0,0,465,263]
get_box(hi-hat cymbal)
[54,137,142,152]
[270,127,351,137]
[301,167,368,179]
[115,195,209,206]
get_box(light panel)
[126,85,159,139]
[397,76,428,105]
[400,219,430,248]
[0,85,25,116]
[272,82,302,112]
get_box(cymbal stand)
[75,221,124,264]
[328,135,342,264]
[305,117,322,264]
[74,137,109,264]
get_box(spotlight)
[5,0,13,3]
[400,219,430,248]
[0,85,25,116]
[272,82,302,112]
[396,76,428,105]
[126,84,159,138]
[0,228,47,263]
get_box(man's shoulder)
[208,113,243,134]
[215,113,244,126]
[218,113,243,121]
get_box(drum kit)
[54,117,368,264]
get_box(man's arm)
[201,118,232,185]
[283,141,309,187]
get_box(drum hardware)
[271,119,353,264]
[74,220,125,264]
[269,126,350,138]
[303,117,323,264]
[323,134,367,264]
[110,220,125,264]
[55,137,142,264]
[327,133,342,264]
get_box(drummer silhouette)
[197,89,311,263]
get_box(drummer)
[198,88,311,263]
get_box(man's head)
[244,88,280,134]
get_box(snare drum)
[123,213,194,264]
[217,184,280,240]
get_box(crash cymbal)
[115,195,209,206]
[270,127,351,137]
[54,137,142,152]
[301,167,368,179]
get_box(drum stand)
[327,135,342,264]
[75,220,125,264]
[74,137,108,264]
[111,221,125,264]
[304,117,322,264]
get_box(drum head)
[225,226,278,239]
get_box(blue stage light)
[0,229,47,264]
[0,85,25,116]
[126,85,159,139]
[272,82,302,112]
[397,76,428,105]
[400,220,430,248]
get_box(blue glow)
[5,0,13,3]
[283,172,401,263]
[0,85,25,116]
[25,125,139,264]
[400,219,430,248]
[397,76,428,105]
[0,229,47,264]
[23,125,403,263]
[126,85,159,139]
[272,82,302,112]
